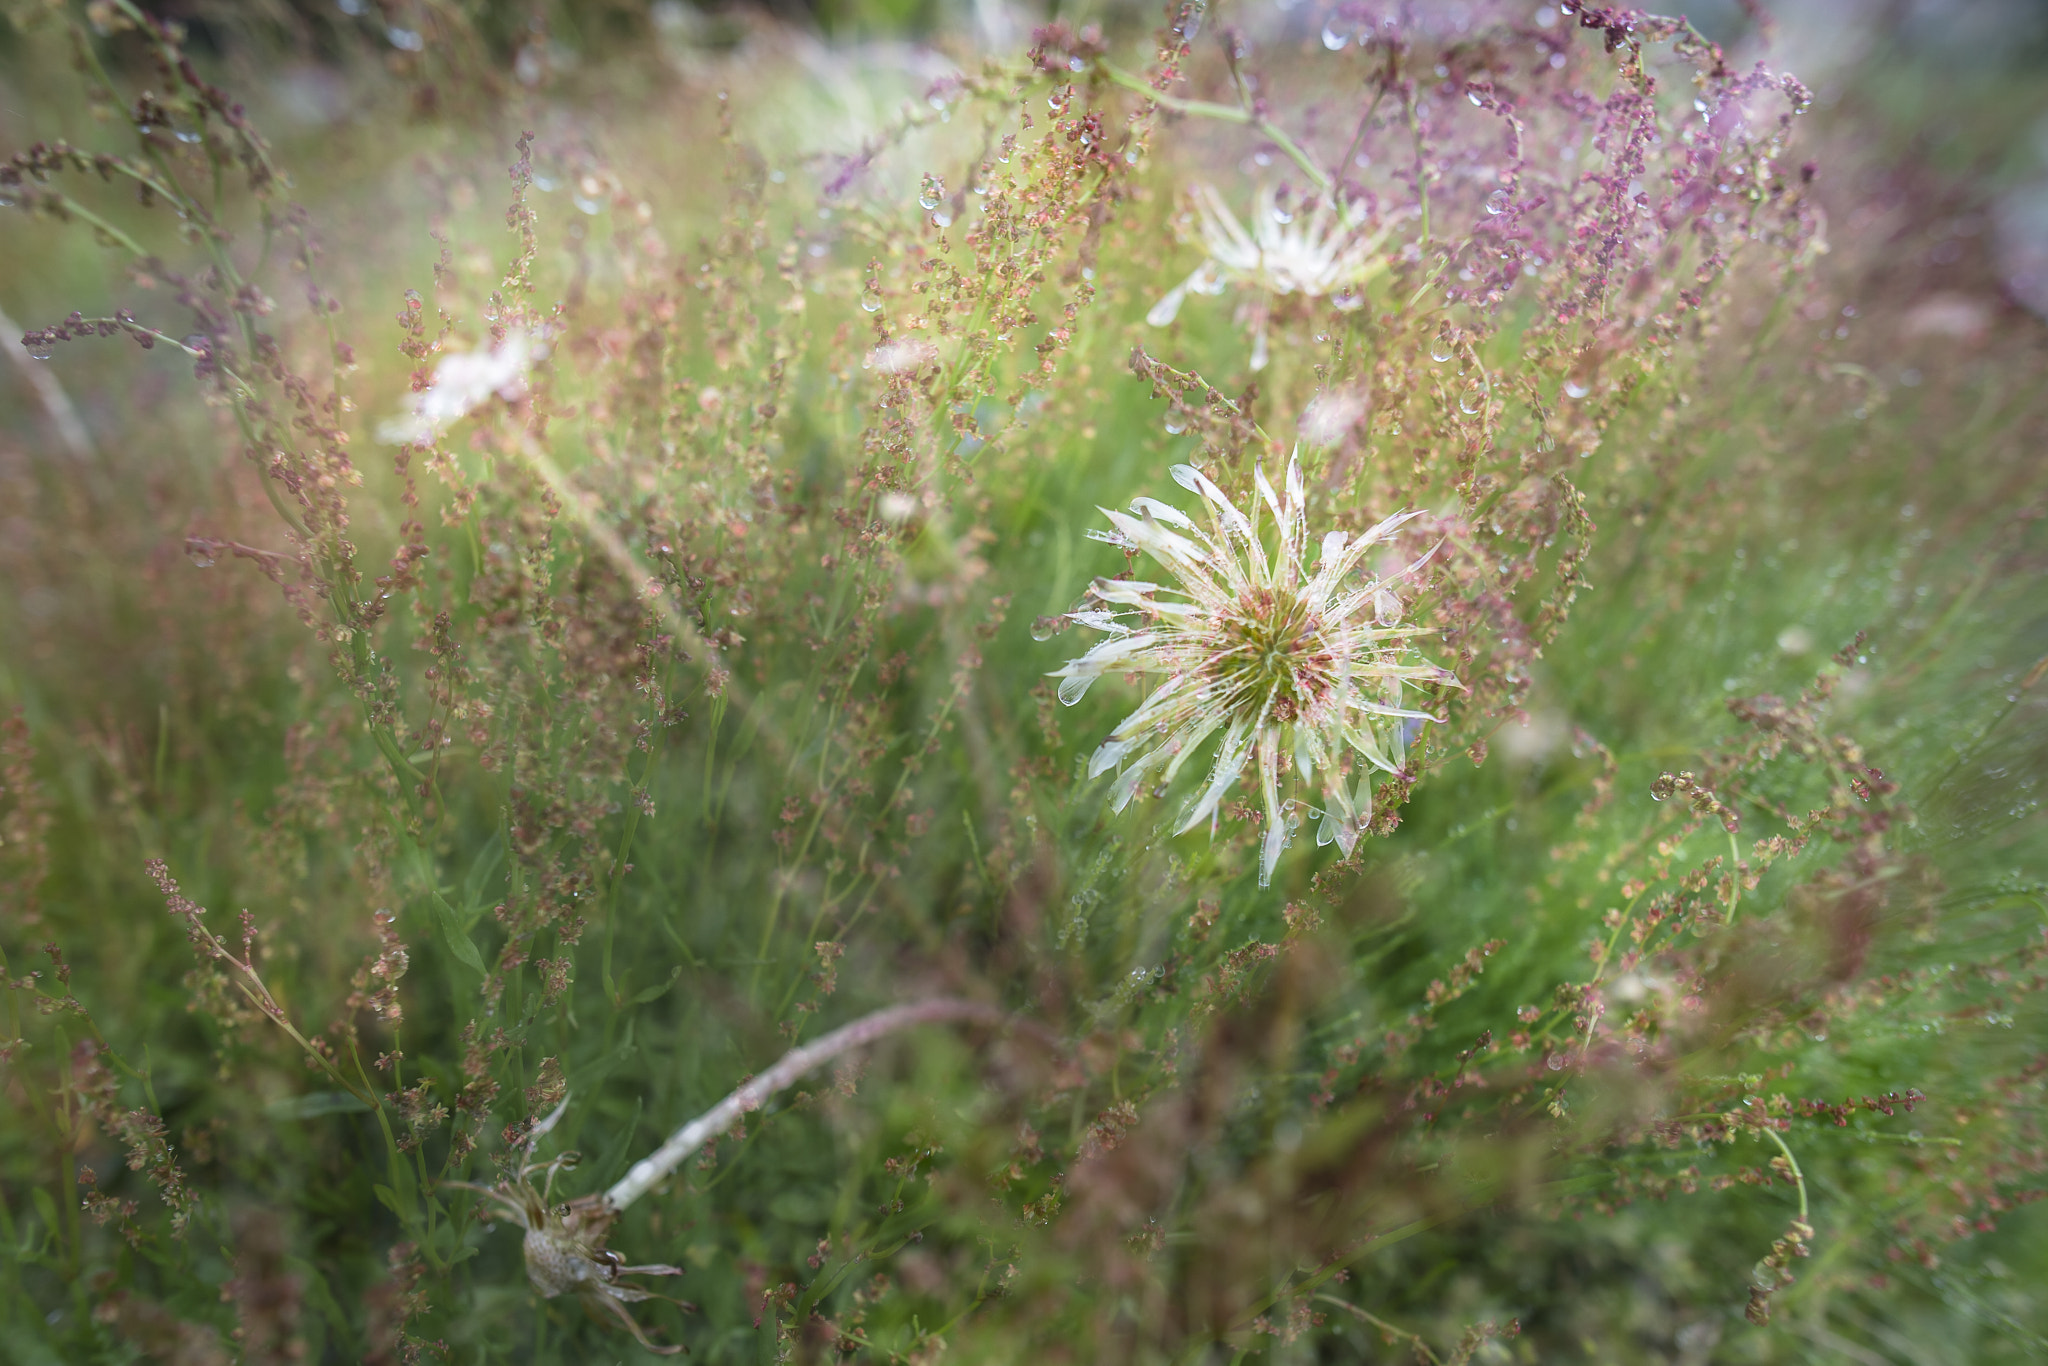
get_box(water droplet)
[1030,616,1066,642]
[174,129,203,144]
[1430,339,1455,363]
[24,340,53,360]
[1459,384,1487,415]
[1163,413,1187,435]
[1332,289,1362,311]
[860,293,882,313]
[1320,20,1348,49]
[185,543,217,569]
[1485,189,1510,215]
[1563,378,1590,399]
[1269,202,1293,226]
[918,178,942,211]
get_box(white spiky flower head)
[1052,458,1455,886]
[1147,186,1398,368]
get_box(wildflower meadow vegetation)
[1,0,2045,1360]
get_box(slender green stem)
[1763,1127,1810,1222]
[1725,827,1744,927]
[42,194,152,259]
[1312,1295,1440,1364]
[1097,61,1331,193]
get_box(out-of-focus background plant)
[0,0,2043,1360]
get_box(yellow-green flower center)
[1212,587,1335,719]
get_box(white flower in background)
[1299,385,1371,447]
[377,330,542,445]
[1052,458,1454,886]
[1147,186,1399,369]
[865,338,940,374]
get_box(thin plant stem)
[1763,1127,1810,1223]
[1096,61,1331,194]
[605,998,1013,1210]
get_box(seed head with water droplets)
[1051,459,1456,886]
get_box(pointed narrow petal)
[1254,462,1286,532]
[1129,496,1197,530]
[1147,281,1191,328]
[1055,631,1158,678]
[1258,823,1284,887]
[1257,727,1284,835]
[1088,737,1134,779]
[1109,761,1152,812]
[1174,722,1253,836]
[1089,577,1165,606]
[1159,713,1227,783]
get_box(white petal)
[1109,761,1152,812]
[1254,462,1286,532]
[1147,282,1190,328]
[1088,737,1134,779]
[1129,496,1196,530]
[1089,577,1164,606]
[1258,823,1285,888]
[1174,722,1253,836]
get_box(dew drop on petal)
[1057,674,1097,706]
[1485,189,1511,215]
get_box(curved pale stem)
[605,998,1012,1210]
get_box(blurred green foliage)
[0,1,2044,1363]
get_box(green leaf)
[430,888,489,977]
[266,1091,372,1121]
[459,833,506,928]
[372,1184,406,1219]
[29,1186,58,1243]
[628,966,683,1006]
